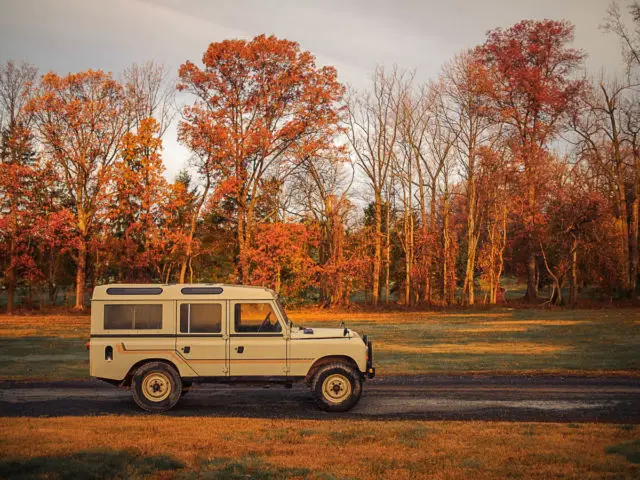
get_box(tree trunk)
[524,248,539,302]
[74,238,87,311]
[384,194,391,304]
[524,165,539,302]
[237,202,254,285]
[443,189,452,305]
[372,192,382,306]
[462,153,477,306]
[427,180,438,304]
[630,193,639,297]
[179,258,188,284]
[570,234,578,307]
[617,185,631,296]
[6,237,16,314]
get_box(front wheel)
[132,362,182,413]
[311,363,362,412]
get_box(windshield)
[276,296,293,327]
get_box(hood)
[291,327,358,339]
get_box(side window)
[180,304,222,334]
[104,304,162,329]
[234,303,281,333]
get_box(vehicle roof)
[92,284,277,301]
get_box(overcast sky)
[0,0,625,180]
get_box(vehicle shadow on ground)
[0,450,185,480]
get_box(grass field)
[0,417,638,479]
[0,308,639,380]
[1,309,639,479]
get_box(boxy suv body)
[89,284,375,412]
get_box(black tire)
[132,362,182,413]
[311,363,362,412]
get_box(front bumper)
[366,340,375,378]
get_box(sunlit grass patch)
[0,315,89,338]
[480,320,585,326]
[458,327,529,333]
[327,430,359,444]
[1,308,639,379]
[394,425,431,448]
[0,418,637,479]
[378,341,568,355]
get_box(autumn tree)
[288,151,354,306]
[29,70,128,310]
[245,222,318,299]
[476,145,512,304]
[478,20,585,302]
[178,35,344,284]
[571,78,640,296]
[424,82,460,304]
[122,60,174,136]
[440,52,494,305]
[0,61,38,312]
[106,117,170,281]
[603,1,640,75]
[346,67,404,305]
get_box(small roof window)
[181,287,223,295]
[106,287,163,295]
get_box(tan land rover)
[88,284,375,413]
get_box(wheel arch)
[304,355,360,383]
[122,358,180,387]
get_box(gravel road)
[0,375,638,422]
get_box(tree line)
[2,4,640,311]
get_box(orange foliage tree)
[0,61,39,312]
[177,34,344,283]
[29,70,128,310]
[244,222,318,299]
[105,117,170,281]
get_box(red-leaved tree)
[478,20,585,302]
[177,34,344,284]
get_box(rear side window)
[180,304,222,333]
[104,304,162,330]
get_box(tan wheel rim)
[141,372,171,402]
[322,373,351,404]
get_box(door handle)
[181,346,191,354]
[235,346,244,354]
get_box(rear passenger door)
[228,301,287,377]
[175,301,228,377]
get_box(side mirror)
[343,327,348,336]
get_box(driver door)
[228,301,287,377]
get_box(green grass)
[605,440,640,464]
[310,308,640,375]
[0,336,88,380]
[1,308,639,380]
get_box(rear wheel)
[132,362,182,413]
[311,363,362,412]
